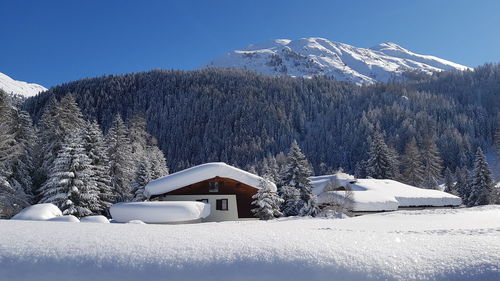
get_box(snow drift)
[110,201,210,223]
[11,203,62,221]
[80,215,109,223]
[47,215,80,223]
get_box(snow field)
[0,206,499,281]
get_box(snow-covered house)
[145,162,274,222]
[310,173,462,214]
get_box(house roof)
[145,162,275,196]
[310,174,462,212]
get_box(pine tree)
[468,147,494,206]
[366,131,398,179]
[278,141,318,216]
[107,114,135,202]
[251,178,283,220]
[494,121,500,160]
[147,145,169,179]
[421,137,443,189]
[279,185,301,216]
[84,121,114,213]
[35,95,86,194]
[39,133,100,217]
[265,156,280,183]
[455,167,471,205]
[401,138,424,186]
[0,91,32,217]
[443,167,456,194]
[132,155,153,202]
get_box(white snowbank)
[110,201,210,223]
[80,215,110,223]
[126,220,146,224]
[11,203,62,221]
[145,162,274,196]
[47,215,80,223]
[1,206,499,281]
[310,175,462,211]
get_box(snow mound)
[110,201,210,223]
[310,175,462,212]
[127,220,146,224]
[0,72,47,98]
[145,162,274,196]
[207,37,470,85]
[11,203,62,221]
[80,215,110,223]
[47,215,80,223]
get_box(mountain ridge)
[207,37,470,84]
[0,72,47,98]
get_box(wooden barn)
[145,162,274,222]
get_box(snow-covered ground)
[1,206,499,281]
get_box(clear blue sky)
[1,0,499,87]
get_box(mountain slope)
[24,67,497,174]
[207,38,470,84]
[0,72,47,97]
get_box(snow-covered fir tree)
[420,137,443,189]
[146,144,169,180]
[494,121,500,160]
[400,138,424,186]
[468,147,494,206]
[278,141,318,216]
[84,120,114,213]
[366,131,398,179]
[455,166,471,205]
[0,91,33,217]
[264,156,281,183]
[251,178,283,220]
[279,185,301,216]
[35,95,86,194]
[132,158,153,202]
[39,133,100,217]
[107,114,135,202]
[443,167,456,195]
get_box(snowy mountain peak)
[0,72,47,98]
[207,37,470,84]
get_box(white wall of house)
[162,195,238,222]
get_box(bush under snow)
[11,203,62,221]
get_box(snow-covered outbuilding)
[145,162,274,222]
[310,173,462,214]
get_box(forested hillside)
[24,66,500,176]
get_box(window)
[209,181,220,192]
[216,199,228,211]
[196,199,209,204]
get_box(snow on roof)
[145,162,275,196]
[310,174,462,212]
[110,201,210,223]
